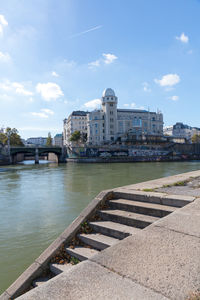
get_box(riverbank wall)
[2,169,200,300]
[66,143,200,163]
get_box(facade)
[87,88,163,145]
[63,111,88,146]
[53,134,63,147]
[26,137,47,146]
[163,126,173,136]
[172,123,200,142]
[63,88,163,146]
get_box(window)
[107,97,109,100]
[110,103,113,107]
[110,111,113,115]
[110,125,114,129]
[152,117,155,121]
[111,97,113,100]
[95,130,98,134]
[95,124,98,128]
[94,116,98,120]
[110,118,114,122]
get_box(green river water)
[1,160,200,293]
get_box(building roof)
[102,88,115,97]
[71,111,88,116]
[117,109,148,113]
[54,134,63,138]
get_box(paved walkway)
[16,170,200,300]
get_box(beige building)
[63,111,88,146]
[87,88,163,145]
[53,134,63,147]
[63,88,163,146]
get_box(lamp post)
[7,132,11,164]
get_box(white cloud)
[103,53,118,64]
[0,51,11,62]
[31,112,49,119]
[168,95,179,101]
[154,74,180,87]
[13,82,33,96]
[41,108,54,115]
[51,71,59,77]
[36,82,64,101]
[31,108,54,119]
[176,33,189,43]
[0,15,8,35]
[88,60,100,68]
[143,82,151,92]
[84,98,101,109]
[88,53,118,68]
[0,80,33,96]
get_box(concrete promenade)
[3,170,200,300]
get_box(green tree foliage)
[69,130,81,142]
[46,132,52,146]
[0,127,24,146]
[192,134,200,143]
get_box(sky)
[0,0,200,139]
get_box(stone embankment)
[1,170,200,299]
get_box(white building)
[26,137,47,146]
[63,111,88,146]
[171,122,200,142]
[63,88,164,146]
[53,134,63,147]
[87,88,163,145]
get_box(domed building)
[87,88,163,145]
[63,88,163,146]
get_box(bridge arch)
[10,147,65,164]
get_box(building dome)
[102,88,115,97]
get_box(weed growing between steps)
[50,200,110,266]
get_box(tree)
[192,134,200,143]
[46,132,52,146]
[69,131,81,142]
[0,127,24,146]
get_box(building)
[26,137,47,146]
[53,134,63,147]
[63,88,163,146]
[63,111,88,146]
[173,123,200,142]
[87,88,163,145]
[164,122,200,143]
[163,126,173,136]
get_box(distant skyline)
[0,0,200,139]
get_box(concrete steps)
[109,199,176,217]
[98,209,159,228]
[28,193,178,295]
[78,233,119,250]
[89,221,141,239]
[65,246,99,261]
[50,263,73,276]
[32,277,49,287]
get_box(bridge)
[10,146,66,164]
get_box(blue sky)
[0,0,200,139]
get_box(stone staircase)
[31,193,179,289]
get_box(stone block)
[152,198,200,238]
[91,226,200,300]
[6,262,43,299]
[17,261,168,300]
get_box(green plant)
[70,256,79,265]
[143,188,154,192]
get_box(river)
[0,160,200,293]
